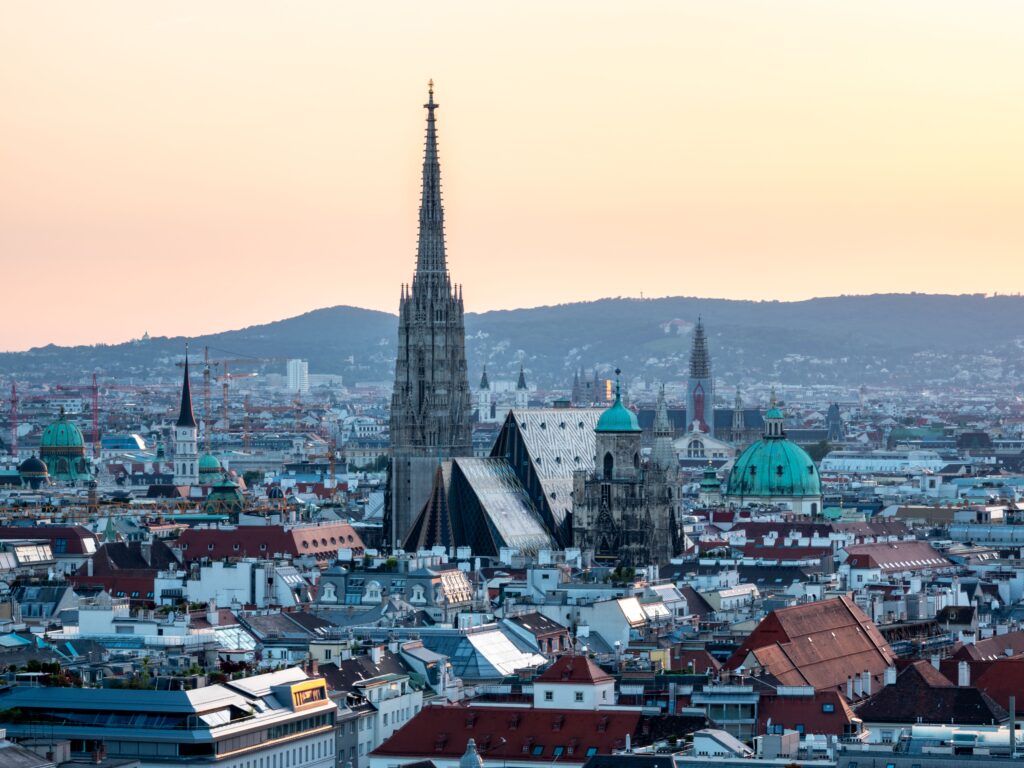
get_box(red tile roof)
[0,525,97,555]
[535,655,614,685]
[844,540,951,573]
[371,704,640,764]
[950,631,1024,662]
[728,596,896,694]
[758,690,856,736]
[178,523,363,562]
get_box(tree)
[806,440,831,463]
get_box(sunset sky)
[2,1,1022,351]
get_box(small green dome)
[198,453,222,474]
[700,464,720,489]
[595,371,641,433]
[764,406,784,420]
[726,437,821,499]
[40,410,85,452]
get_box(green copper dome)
[726,437,821,498]
[40,409,86,452]
[198,453,222,475]
[595,370,641,433]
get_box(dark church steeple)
[176,350,197,429]
[388,82,473,549]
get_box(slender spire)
[517,364,528,390]
[689,316,711,378]
[177,348,197,428]
[651,384,676,471]
[479,365,490,390]
[653,385,672,436]
[415,79,447,277]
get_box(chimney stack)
[884,666,897,686]
[862,670,871,697]
[958,660,970,687]
[854,675,863,698]
[847,676,854,700]
[931,654,941,670]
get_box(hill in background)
[2,294,1022,391]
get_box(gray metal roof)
[454,457,553,556]
[504,408,602,528]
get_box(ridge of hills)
[2,294,1022,389]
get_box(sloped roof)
[536,655,613,685]
[452,457,553,556]
[758,690,856,736]
[179,522,363,562]
[496,408,602,530]
[844,541,951,573]
[730,596,896,693]
[855,660,1008,725]
[371,704,643,763]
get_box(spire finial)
[769,386,777,408]
[614,368,622,402]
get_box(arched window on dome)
[687,439,705,458]
[57,458,69,475]
[810,502,818,516]
[633,452,640,469]
[603,452,614,480]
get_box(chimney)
[206,599,218,627]
[369,645,383,665]
[87,556,94,577]
[958,660,970,687]
[847,676,854,700]
[625,733,632,753]
[140,540,153,567]
[862,670,871,697]
[884,666,897,686]
[931,654,941,670]
[854,675,863,698]
[311,659,319,677]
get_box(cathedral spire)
[689,317,711,378]
[176,347,197,429]
[415,79,447,277]
[651,384,676,471]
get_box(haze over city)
[3,1,1024,351]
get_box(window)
[575,692,584,702]
[553,746,565,757]
[822,703,835,713]
[532,745,545,756]
[544,691,553,701]
[586,747,599,757]
[795,724,805,734]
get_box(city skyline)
[3,1,1024,351]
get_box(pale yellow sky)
[2,1,1022,351]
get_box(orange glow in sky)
[2,1,1023,351]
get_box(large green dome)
[40,410,85,452]
[726,436,821,498]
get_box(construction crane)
[5,381,16,458]
[176,347,289,434]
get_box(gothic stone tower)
[687,317,714,436]
[174,351,199,486]
[387,83,472,548]
[573,371,674,568]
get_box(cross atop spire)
[415,80,447,277]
